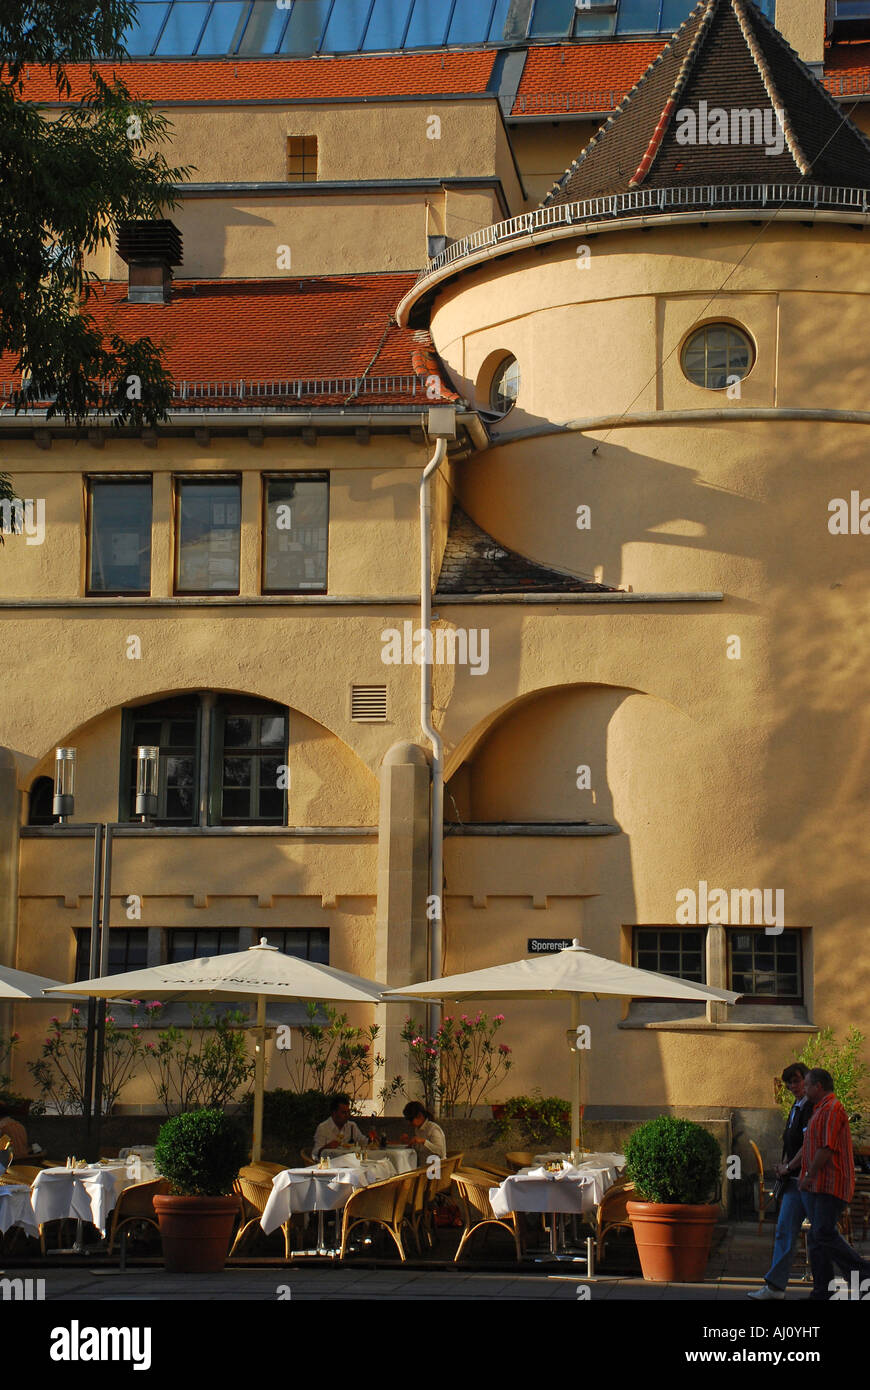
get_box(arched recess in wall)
[23,687,379,829]
[444,680,693,829]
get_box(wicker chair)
[338,1172,413,1261]
[107,1178,170,1255]
[431,1152,463,1196]
[468,1159,511,1181]
[595,1179,636,1262]
[748,1141,776,1235]
[504,1151,538,1173]
[231,1164,295,1258]
[451,1171,522,1262]
[402,1167,432,1255]
[3,1164,43,1185]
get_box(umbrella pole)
[252,996,266,1163]
[570,996,582,1165]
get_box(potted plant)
[153,1108,248,1273]
[624,1116,722,1282]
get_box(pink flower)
[71,1008,80,1015]
[146,1042,155,1052]
[10,1032,19,1041]
[50,1016,59,1023]
[132,1023,140,1029]
[130,999,141,1007]
[106,1016,115,1024]
[498,1044,511,1055]
[494,1014,505,1023]
[426,1048,437,1057]
[147,1001,162,1009]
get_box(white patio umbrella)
[0,963,88,1000]
[45,939,388,1161]
[385,939,742,1162]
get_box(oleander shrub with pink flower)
[401,1011,512,1116]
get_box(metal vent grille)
[351,686,387,722]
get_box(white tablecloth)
[491,1154,624,1218]
[31,1162,149,1236]
[325,1148,417,1175]
[0,1183,39,1238]
[261,1160,395,1236]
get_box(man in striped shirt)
[799,1067,870,1300]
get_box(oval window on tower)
[489,355,520,415]
[681,324,754,391]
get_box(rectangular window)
[121,1,171,55]
[530,0,577,37]
[124,696,200,824]
[261,929,329,963]
[278,0,331,53]
[75,928,148,981]
[727,929,802,1003]
[321,0,371,51]
[633,927,705,982]
[362,0,414,50]
[286,135,318,182]
[154,0,211,53]
[404,0,453,48]
[237,0,288,53]
[263,475,328,591]
[216,702,288,824]
[167,929,241,963]
[87,478,152,594]
[196,0,252,54]
[572,0,617,36]
[175,477,241,593]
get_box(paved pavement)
[4,1221,865,1300]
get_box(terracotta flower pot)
[626,1201,719,1282]
[154,1193,239,1273]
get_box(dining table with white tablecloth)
[30,1160,157,1237]
[492,1152,625,1218]
[324,1147,417,1174]
[0,1181,40,1239]
[260,1159,395,1236]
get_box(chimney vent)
[116,220,183,303]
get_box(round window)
[489,356,520,414]
[681,324,754,390]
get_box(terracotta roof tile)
[0,274,447,409]
[513,40,667,114]
[17,51,496,104]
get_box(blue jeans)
[764,1183,805,1290]
[802,1190,870,1300]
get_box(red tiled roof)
[825,41,870,76]
[0,274,443,409]
[17,51,496,104]
[512,41,667,114]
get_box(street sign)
[527,938,573,954]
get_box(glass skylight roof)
[117,1,777,58]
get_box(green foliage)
[28,1003,147,1115]
[624,1116,721,1205]
[492,1091,570,1143]
[154,1108,248,1197]
[142,1004,255,1115]
[281,1002,384,1103]
[0,1029,30,1111]
[241,1087,334,1144]
[777,1027,868,1120]
[0,1,191,427]
[401,1012,512,1117]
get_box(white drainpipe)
[420,406,457,1038]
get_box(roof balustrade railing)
[415,183,870,283]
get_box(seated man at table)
[402,1101,447,1161]
[313,1094,367,1157]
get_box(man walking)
[799,1067,870,1300]
[749,1062,811,1300]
